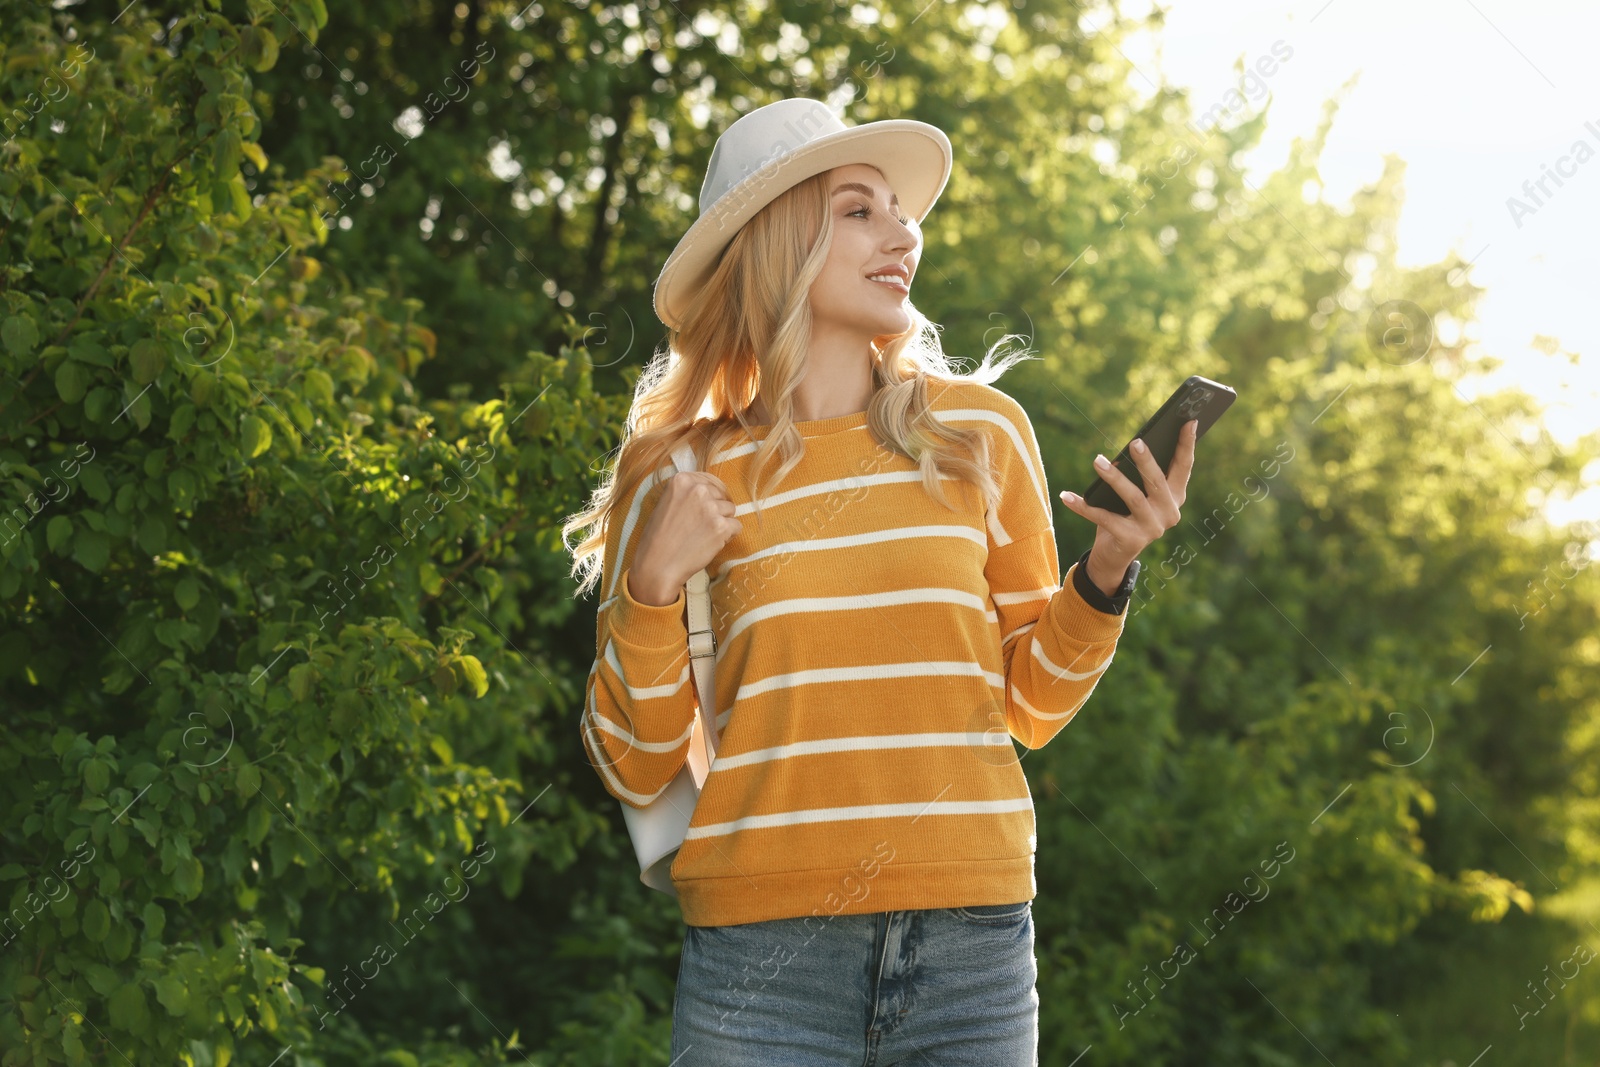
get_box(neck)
[751,331,879,424]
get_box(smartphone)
[1081,375,1237,516]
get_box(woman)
[563,98,1197,1065]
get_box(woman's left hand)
[1057,419,1198,597]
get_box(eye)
[848,204,913,226]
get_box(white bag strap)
[669,441,720,773]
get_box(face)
[807,163,922,346]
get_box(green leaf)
[129,338,165,385]
[108,982,149,1035]
[2,315,39,356]
[47,515,73,553]
[68,336,113,367]
[155,973,189,1015]
[454,654,489,698]
[83,386,118,422]
[240,413,271,459]
[169,402,196,440]
[56,359,91,404]
[242,139,270,171]
[235,762,261,798]
[135,513,167,555]
[289,0,326,42]
[142,901,165,941]
[84,963,121,996]
[168,469,198,509]
[63,1023,86,1065]
[105,920,132,962]
[304,367,335,408]
[72,528,109,573]
[173,855,203,899]
[432,662,458,696]
[214,128,243,176]
[123,380,153,430]
[418,560,442,596]
[175,576,200,611]
[79,464,111,503]
[226,173,252,221]
[82,898,110,941]
[246,801,271,847]
[235,24,276,72]
[83,758,109,793]
[0,863,24,880]
[287,662,316,702]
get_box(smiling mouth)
[868,277,910,294]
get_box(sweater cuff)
[611,566,688,650]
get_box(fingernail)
[1061,490,1078,503]
[1131,439,1146,455]
[1094,454,1111,470]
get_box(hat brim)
[652,119,953,331]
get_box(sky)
[1112,0,1600,529]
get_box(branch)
[0,127,221,417]
[421,505,529,605]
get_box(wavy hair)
[562,166,1037,599]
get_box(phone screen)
[1081,375,1237,516]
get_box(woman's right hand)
[627,468,742,606]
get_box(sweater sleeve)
[579,460,700,808]
[981,396,1130,750]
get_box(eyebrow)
[830,181,900,210]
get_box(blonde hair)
[562,167,1036,599]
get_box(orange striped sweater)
[581,378,1139,927]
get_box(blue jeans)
[669,904,1038,1066]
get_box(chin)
[865,309,912,338]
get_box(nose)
[883,213,917,255]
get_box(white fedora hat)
[651,97,953,331]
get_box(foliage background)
[1,0,1597,1063]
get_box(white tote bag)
[618,441,722,896]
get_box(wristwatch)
[1070,547,1140,616]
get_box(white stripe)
[991,585,1055,606]
[713,663,1005,732]
[987,508,1013,547]
[583,661,696,753]
[707,424,872,467]
[711,524,984,581]
[580,705,678,806]
[709,438,763,465]
[1003,621,1037,645]
[1008,677,1089,723]
[931,407,1048,512]
[733,660,1005,703]
[586,706,696,754]
[684,796,1035,840]
[603,460,681,602]
[604,639,690,699]
[712,731,1012,771]
[1030,642,1114,683]
[730,469,958,518]
[721,587,997,654]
